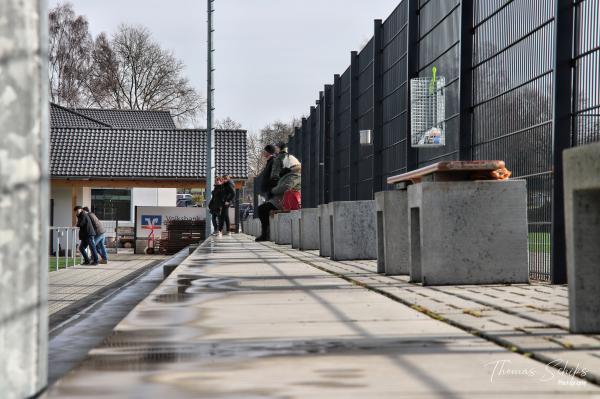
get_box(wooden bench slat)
[387,160,506,185]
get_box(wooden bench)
[387,160,509,186]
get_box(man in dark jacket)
[259,144,277,198]
[74,206,99,265]
[220,175,236,235]
[83,207,108,264]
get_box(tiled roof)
[71,107,176,129]
[50,128,248,180]
[50,103,111,128]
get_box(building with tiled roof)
[49,103,247,235]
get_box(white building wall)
[131,188,177,221]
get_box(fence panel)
[381,1,409,186]
[471,0,555,280]
[356,39,375,199]
[288,0,599,282]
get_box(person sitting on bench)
[256,155,301,242]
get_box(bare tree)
[48,3,93,106]
[246,118,301,178]
[215,117,242,130]
[89,24,204,125]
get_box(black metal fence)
[285,0,599,283]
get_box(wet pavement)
[45,235,600,398]
[49,254,165,327]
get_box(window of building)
[91,189,132,221]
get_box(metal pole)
[205,0,216,238]
[65,228,69,268]
[458,0,474,161]
[550,0,574,284]
[55,229,59,271]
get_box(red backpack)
[282,190,301,211]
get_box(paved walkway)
[45,235,600,398]
[49,254,165,323]
[271,246,600,386]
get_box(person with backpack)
[256,156,301,242]
[269,141,288,183]
[220,175,236,235]
[83,207,108,264]
[208,177,224,236]
[74,205,99,265]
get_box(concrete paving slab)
[45,235,599,397]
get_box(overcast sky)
[50,0,400,132]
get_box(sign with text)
[135,206,205,243]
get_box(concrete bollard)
[375,190,409,275]
[269,213,279,242]
[299,208,320,250]
[291,210,301,249]
[318,203,332,257]
[275,212,293,245]
[330,201,377,261]
[407,180,529,286]
[564,142,600,333]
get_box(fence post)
[406,0,419,171]
[331,74,341,202]
[312,102,320,208]
[309,106,317,208]
[322,85,332,204]
[350,51,359,200]
[373,19,384,193]
[301,117,309,207]
[550,0,574,284]
[459,0,474,161]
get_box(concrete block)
[318,204,333,257]
[564,142,600,333]
[299,208,320,250]
[375,190,409,275]
[275,212,293,245]
[407,180,529,286]
[330,201,377,261]
[269,213,278,242]
[291,210,301,249]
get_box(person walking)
[208,177,224,236]
[259,144,277,199]
[74,205,99,265]
[256,156,301,242]
[220,175,236,235]
[83,207,108,264]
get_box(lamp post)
[205,0,215,238]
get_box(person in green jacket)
[256,156,301,242]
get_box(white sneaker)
[217,231,222,237]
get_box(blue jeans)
[94,233,108,261]
[80,236,99,264]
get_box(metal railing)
[49,227,79,271]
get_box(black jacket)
[208,184,224,213]
[222,180,235,205]
[76,212,96,240]
[260,156,277,195]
